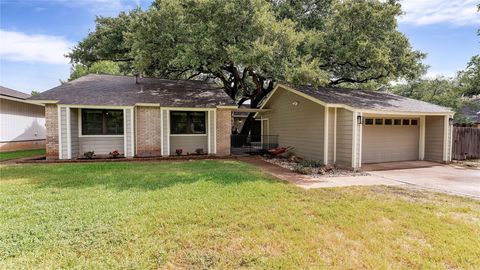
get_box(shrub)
[109,150,120,158]
[293,164,313,175]
[175,149,183,156]
[298,160,322,168]
[195,148,204,155]
[83,151,95,159]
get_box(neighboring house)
[0,86,46,152]
[29,74,236,159]
[458,97,480,127]
[256,84,455,169]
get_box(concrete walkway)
[241,157,480,199]
[240,157,402,189]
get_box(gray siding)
[70,108,79,158]
[60,107,68,159]
[425,115,444,161]
[170,136,208,155]
[124,108,134,157]
[262,87,324,161]
[336,108,353,167]
[79,137,124,156]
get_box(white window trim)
[66,108,72,159]
[169,110,208,136]
[77,108,126,138]
[57,106,62,159]
[333,108,337,164]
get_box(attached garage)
[362,117,419,163]
[257,84,455,170]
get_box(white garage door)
[362,118,419,163]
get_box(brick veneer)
[215,109,232,156]
[136,106,162,157]
[45,104,59,159]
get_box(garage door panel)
[362,125,419,163]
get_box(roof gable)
[261,84,453,114]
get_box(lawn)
[0,149,45,161]
[1,160,479,269]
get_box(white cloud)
[0,30,72,64]
[399,0,480,25]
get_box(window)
[402,119,410,125]
[171,111,206,134]
[375,119,383,125]
[384,119,393,125]
[410,119,418,125]
[394,119,401,125]
[82,109,124,135]
[364,118,374,125]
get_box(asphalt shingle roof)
[29,74,237,108]
[0,86,30,100]
[290,85,452,113]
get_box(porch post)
[443,115,449,162]
[323,106,329,165]
[419,115,426,160]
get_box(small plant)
[175,149,183,156]
[195,148,204,155]
[83,151,95,159]
[109,150,120,158]
[293,164,313,175]
[298,160,322,168]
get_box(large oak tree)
[67,0,426,133]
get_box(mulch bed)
[14,155,237,164]
[262,157,369,178]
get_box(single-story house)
[0,86,46,152]
[29,74,237,159]
[256,84,454,169]
[458,96,480,127]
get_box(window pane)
[394,119,401,125]
[190,112,206,134]
[365,118,374,125]
[170,111,206,134]
[105,110,124,135]
[403,119,410,125]
[375,119,383,125]
[385,119,393,125]
[82,109,123,135]
[410,119,418,125]
[171,111,188,134]
[82,109,103,135]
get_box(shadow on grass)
[1,160,279,191]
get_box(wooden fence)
[452,127,480,160]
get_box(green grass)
[1,160,479,269]
[0,149,45,161]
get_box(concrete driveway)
[364,162,480,199]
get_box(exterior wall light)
[357,115,362,125]
[449,117,454,125]
[292,101,299,106]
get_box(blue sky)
[0,0,479,94]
